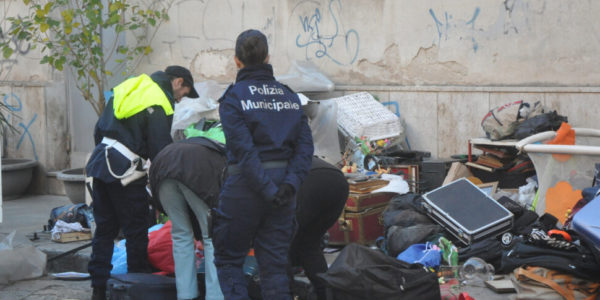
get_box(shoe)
[91,287,106,300]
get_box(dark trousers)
[213,168,296,300]
[88,179,151,288]
[290,169,348,300]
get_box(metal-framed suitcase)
[572,195,600,259]
[421,178,513,245]
[345,192,395,212]
[327,205,386,245]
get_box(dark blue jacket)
[85,71,175,183]
[219,64,314,199]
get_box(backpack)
[512,111,568,140]
[47,203,90,230]
[498,241,600,280]
[481,100,528,140]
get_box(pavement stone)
[0,195,516,300]
[0,276,91,300]
[1,195,93,300]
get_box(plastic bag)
[111,223,164,274]
[396,242,442,268]
[171,80,225,137]
[303,100,342,165]
[0,230,47,283]
[518,177,538,209]
[276,60,334,92]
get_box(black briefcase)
[421,178,513,245]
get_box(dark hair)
[166,74,192,88]
[235,29,268,66]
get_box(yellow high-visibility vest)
[112,74,173,119]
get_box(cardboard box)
[52,230,92,243]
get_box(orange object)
[546,122,575,162]
[548,230,572,242]
[544,181,582,224]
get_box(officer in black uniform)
[213,29,314,300]
[86,66,198,300]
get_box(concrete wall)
[137,0,600,158]
[1,1,69,195]
[2,0,600,179]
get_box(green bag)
[184,122,226,144]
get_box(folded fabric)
[51,220,85,240]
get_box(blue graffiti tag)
[3,92,38,160]
[295,0,359,65]
[17,113,38,160]
[429,7,480,52]
[3,92,23,112]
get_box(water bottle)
[458,257,495,285]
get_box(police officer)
[86,66,198,300]
[213,29,314,299]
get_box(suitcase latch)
[338,211,353,231]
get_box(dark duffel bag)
[108,273,177,300]
[319,243,440,300]
[499,241,600,280]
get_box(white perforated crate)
[333,92,403,141]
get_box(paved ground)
[0,194,516,300]
[1,195,93,300]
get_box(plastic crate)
[333,92,403,141]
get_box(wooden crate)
[52,230,92,243]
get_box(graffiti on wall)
[292,0,359,65]
[429,7,481,52]
[2,92,38,160]
[0,17,32,79]
[159,0,276,61]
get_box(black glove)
[272,183,295,207]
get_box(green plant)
[0,97,17,137]
[1,0,172,116]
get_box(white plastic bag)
[276,60,334,92]
[171,80,226,137]
[518,177,538,209]
[0,230,47,284]
[303,100,342,165]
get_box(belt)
[101,137,138,161]
[227,160,288,175]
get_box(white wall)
[3,0,600,176]
[135,0,600,157]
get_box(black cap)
[164,65,199,98]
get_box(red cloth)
[148,221,175,274]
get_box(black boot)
[91,287,106,300]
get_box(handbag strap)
[516,267,574,300]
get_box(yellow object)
[466,176,483,185]
[113,74,173,119]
